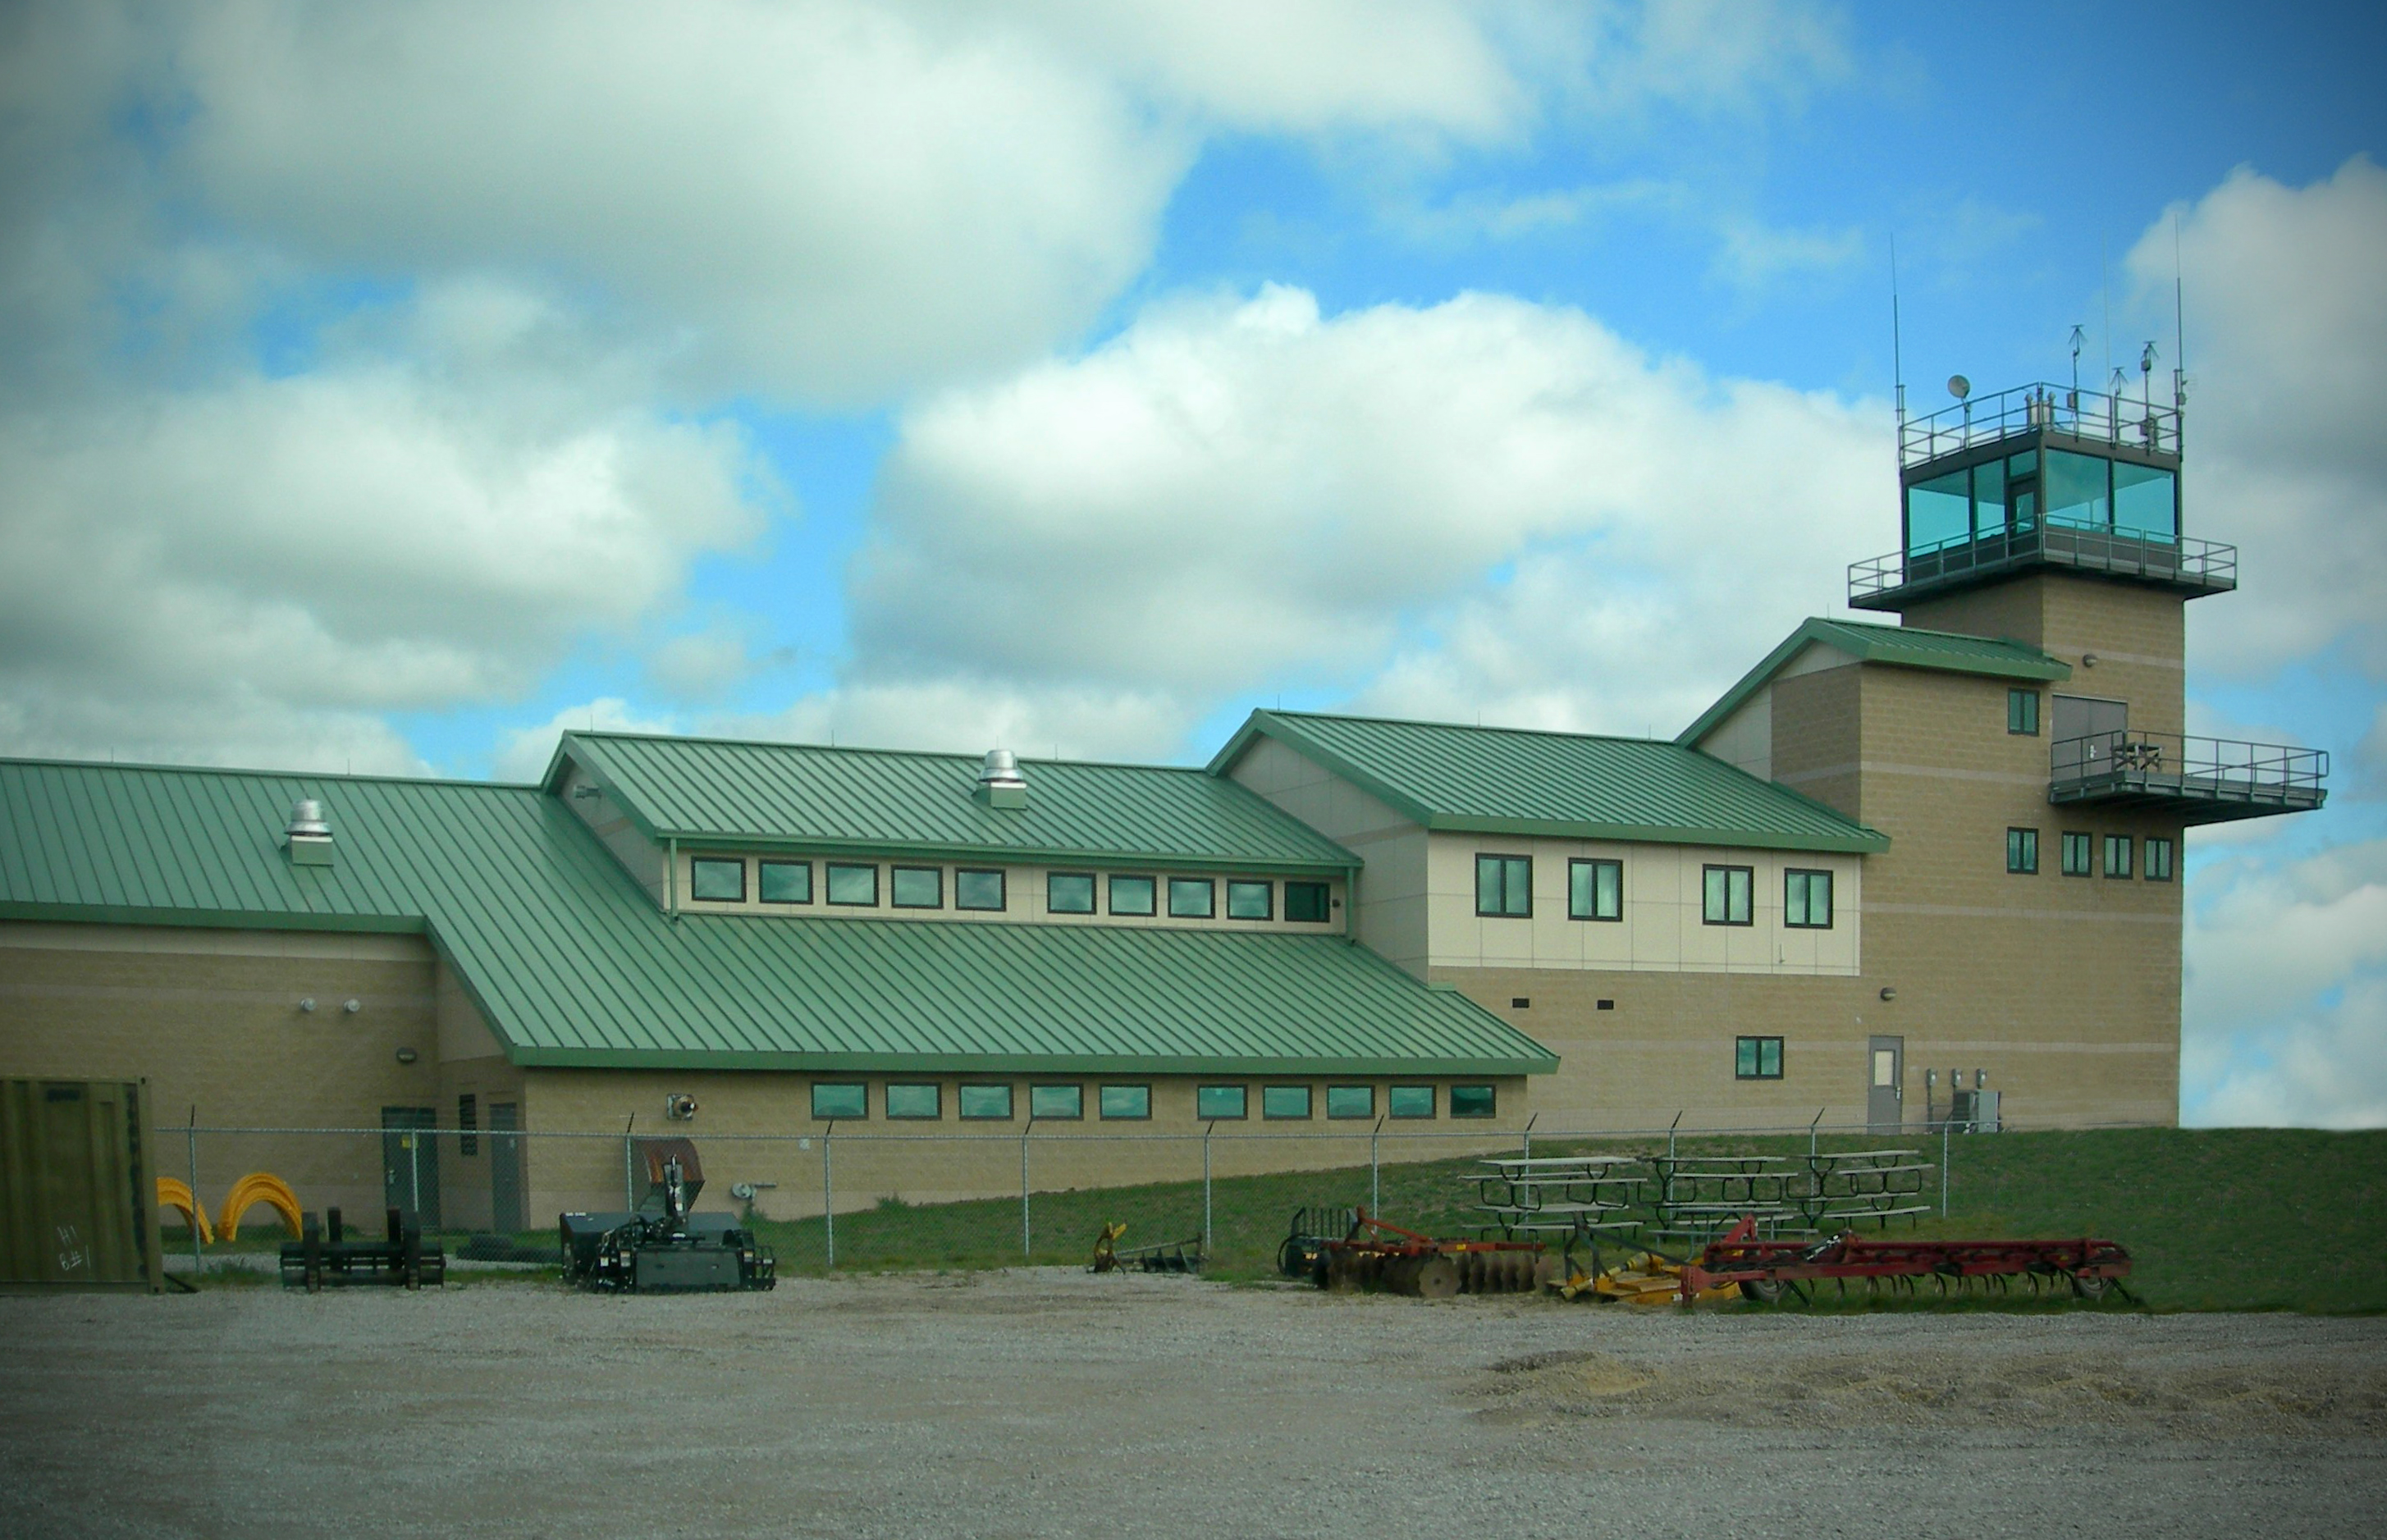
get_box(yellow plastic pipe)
[217,1172,303,1242]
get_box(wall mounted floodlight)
[342,998,361,1014]
[1878,986,1897,1002]
[395,1047,418,1065]
[299,998,318,1012]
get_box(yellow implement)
[217,1172,303,1242]
[1554,1250,1740,1305]
[1090,1222,1128,1273]
[156,1177,213,1244]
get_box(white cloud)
[850,282,1886,738]
[717,679,1192,765]
[2184,839,2387,1127]
[2139,158,2387,682]
[494,697,682,785]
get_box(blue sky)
[2,2,2381,1124]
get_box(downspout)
[1344,861,1360,945]
[666,836,679,921]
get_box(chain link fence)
[149,1109,2139,1280]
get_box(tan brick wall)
[519,1068,1528,1222]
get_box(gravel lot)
[4,1270,2383,1538]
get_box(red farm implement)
[1319,1209,1557,1298]
[1679,1216,2136,1305]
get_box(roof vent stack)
[285,799,335,868]
[974,748,1028,810]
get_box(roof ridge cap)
[0,756,535,791]
[1266,709,1672,747]
[569,729,1215,776]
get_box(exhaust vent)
[286,799,335,867]
[974,748,1027,810]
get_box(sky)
[2,2,2381,1126]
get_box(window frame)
[1475,853,1533,919]
[1568,857,1623,922]
[1225,879,1274,921]
[1324,1085,1375,1120]
[1027,1083,1084,1122]
[1166,876,1216,920]
[889,864,945,910]
[825,861,880,907]
[1107,873,1157,916]
[689,857,745,903]
[758,858,814,905]
[1046,871,1096,915]
[953,867,1007,912]
[884,1082,943,1121]
[1702,864,1754,926]
[2144,836,2175,883]
[1783,869,1833,929]
[2103,834,2133,880]
[1735,1035,1785,1081]
[1260,1084,1313,1121]
[1387,1085,1436,1120]
[1283,880,1332,924]
[1195,1084,1247,1121]
[810,1081,867,1121]
[1097,1084,1151,1122]
[2060,831,2094,878]
[957,1083,1014,1122]
[2006,827,2040,875]
[2008,688,2041,736]
[1448,1083,1498,1119]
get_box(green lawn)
[731,1126,2386,1312]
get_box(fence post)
[1940,1119,1950,1217]
[822,1121,836,1271]
[1020,1119,1035,1259]
[622,1114,635,1210]
[1521,1112,1536,1161]
[1202,1121,1214,1254]
[1370,1117,1382,1216]
[185,1106,203,1278]
[408,1126,421,1222]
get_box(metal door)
[380,1106,441,1228]
[488,1103,524,1234]
[1866,1037,1904,1134]
[2051,695,2129,779]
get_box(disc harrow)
[1317,1209,1555,1299]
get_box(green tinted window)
[811,1082,866,1119]
[1167,877,1214,918]
[1098,1084,1150,1120]
[885,1082,940,1119]
[1703,865,1753,925]
[1475,854,1530,917]
[1196,1084,1246,1120]
[1569,858,1621,921]
[2104,834,2133,878]
[1971,457,2007,538]
[890,866,943,908]
[1449,1084,1497,1119]
[2046,450,2111,529]
[2008,688,2040,735]
[2061,832,2093,876]
[2113,461,2177,542]
[1226,880,1273,920]
[1388,1085,1435,1119]
[1785,870,1831,928]
[1261,1085,1312,1120]
[825,862,878,906]
[1735,1036,1783,1080]
[1029,1084,1083,1120]
[958,1084,1013,1121]
[954,868,1005,911]
[690,858,743,902]
[1325,1085,1374,1119]
[2145,837,2174,882]
[1109,875,1156,916]
[1905,468,1969,554]
[2007,827,2038,874]
[758,860,812,904]
[1284,881,1331,923]
[1047,872,1095,914]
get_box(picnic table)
[1466,1155,1646,1242]
[1793,1148,1932,1230]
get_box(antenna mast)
[2173,212,2188,426]
[1890,235,1905,436]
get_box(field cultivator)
[1315,1209,1555,1299]
[1090,1222,1203,1274]
[1679,1217,2135,1305]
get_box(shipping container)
[0,1079,164,1291]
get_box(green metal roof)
[1208,711,1887,855]
[1679,617,2072,747]
[552,731,1357,873]
[0,758,1549,1076]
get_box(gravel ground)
[3,1269,2382,1538]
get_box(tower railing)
[1900,382,2180,469]
[2049,729,2329,806]
[1847,519,2236,605]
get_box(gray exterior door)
[1867,1037,1904,1134]
[488,1102,524,1234]
[2052,694,2129,778]
[380,1106,441,1227]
